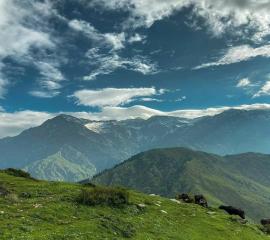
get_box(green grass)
[0,171,268,240]
[92,148,270,221]
[24,152,96,182]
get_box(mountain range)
[92,147,270,221]
[1,109,270,181]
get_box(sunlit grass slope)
[0,171,267,240]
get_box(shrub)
[82,182,96,188]
[0,184,10,197]
[6,193,19,203]
[4,168,34,180]
[261,224,270,234]
[77,186,129,207]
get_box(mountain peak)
[43,114,83,126]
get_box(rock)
[0,186,9,197]
[33,204,42,209]
[170,199,181,204]
[137,203,146,210]
[161,210,168,214]
[207,211,216,215]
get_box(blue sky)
[1,0,270,138]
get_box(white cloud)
[192,0,270,42]
[0,0,63,97]
[0,63,7,98]
[104,33,126,50]
[90,0,270,42]
[167,103,270,118]
[29,90,60,98]
[0,1,54,59]
[69,19,126,50]
[29,61,65,98]
[37,62,65,85]
[79,105,164,120]
[0,110,54,138]
[90,0,190,29]
[237,78,251,88]
[1,103,270,138]
[140,98,163,102]
[85,103,270,120]
[253,81,270,97]
[175,96,187,102]
[73,87,163,107]
[2,103,270,138]
[69,19,157,80]
[195,44,270,69]
[83,48,158,81]
[128,33,146,43]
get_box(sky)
[1,0,270,138]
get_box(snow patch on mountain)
[85,122,106,133]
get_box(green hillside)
[24,152,96,182]
[92,148,270,221]
[0,170,268,240]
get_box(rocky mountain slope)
[92,148,270,221]
[1,109,270,181]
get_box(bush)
[82,182,96,188]
[261,224,270,234]
[6,193,19,203]
[77,186,129,207]
[0,184,10,197]
[4,168,34,180]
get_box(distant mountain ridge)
[1,109,270,181]
[92,147,270,221]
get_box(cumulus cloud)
[90,0,270,42]
[73,87,163,107]
[0,1,54,59]
[195,44,270,69]
[0,110,54,138]
[2,103,270,138]
[0,0,64,98]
